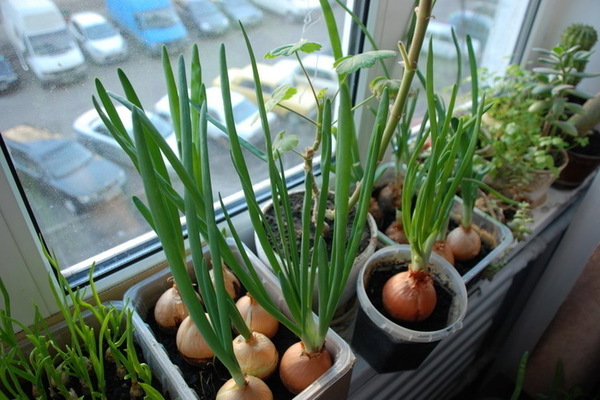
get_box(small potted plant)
[0,254,172,399]
[550,23,600,187]
[351,39,484,372]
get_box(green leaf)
[264,85,297,113]
[531,83,553,95]
[552,120,578,136]
[272,132,299,159]
[564,102,586,115]
[264,40,322,58]
[334,50,396,75]
[533,67,561,75]
[528,100,549,113]
[551,84,574,95]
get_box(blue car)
[0,54,19,93]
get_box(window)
[1,0,576,325]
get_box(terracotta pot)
[352,245,468,373]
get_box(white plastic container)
[124,239,356,400]
[17,301,192,399]
[352,245,468,373]
[254,190,379,340]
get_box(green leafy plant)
[0,254,165,399]
[529,44,597,141]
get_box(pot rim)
[356,244,468,342]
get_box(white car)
[276,53,338,96]
[154,87,277,143]
[68,11,128,64]
[250,0,320,22]
[74,106,178,168]
[422,21,481,60]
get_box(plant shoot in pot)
[94,46,280,399]
[382,37,486,323]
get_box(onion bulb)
[279,341,332,395]
[446,225,481,262]
[209,266,241,300]
[433,240,455,266]
[377,182,401,214]
[176,315,214,365]
[233,332,278,379]
[216,375,273,400]
[236,294,279,339]
[382,270,437,322]
[385,220,409,244]
[154,282,189,332]
[368,197,385,227]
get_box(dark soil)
[146,306,298,400]
[263,191,372,258]
[364,260,453,331]
[569,129,600,157]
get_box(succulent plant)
[560,23,598,51]
[559,23,598,86]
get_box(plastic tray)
[123,239,356,400]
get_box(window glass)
[0,0,534,288]
[0,0,347,284]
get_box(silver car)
[74,106,179,168]
[154,86,277,143]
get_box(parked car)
[276,53,337,96]
[0,53,19,93]
[213,63,317,118]
[73,106,179,168]
[3,125,126,213]
[105,0,188,55]
[176,0,230,36]
[1,0,87,85]
[154,86,277,142]
[249,0,320,22]
[67,11,128,64]
[216,0,263,28]
[422,20,482,60]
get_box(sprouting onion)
[381,37,487,322]
[94,45,280,398]
[219,25,385,393]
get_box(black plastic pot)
[553,130,600,188]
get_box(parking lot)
[0,0,343,269]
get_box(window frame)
[4,0,586,326]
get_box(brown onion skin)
[233,332,278,379]
[216,375,273,400]
[385,220,409,244]
[209,267,242,300]
[154,285,189,332]
[377,182,402,214]
[176,315,214,365]
[433,240,455,266]
[382,270,437,322]
[235,294,279,339]
[279,341,332,395]
[446,225,482,262]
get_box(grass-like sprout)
[0,250,165,399]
